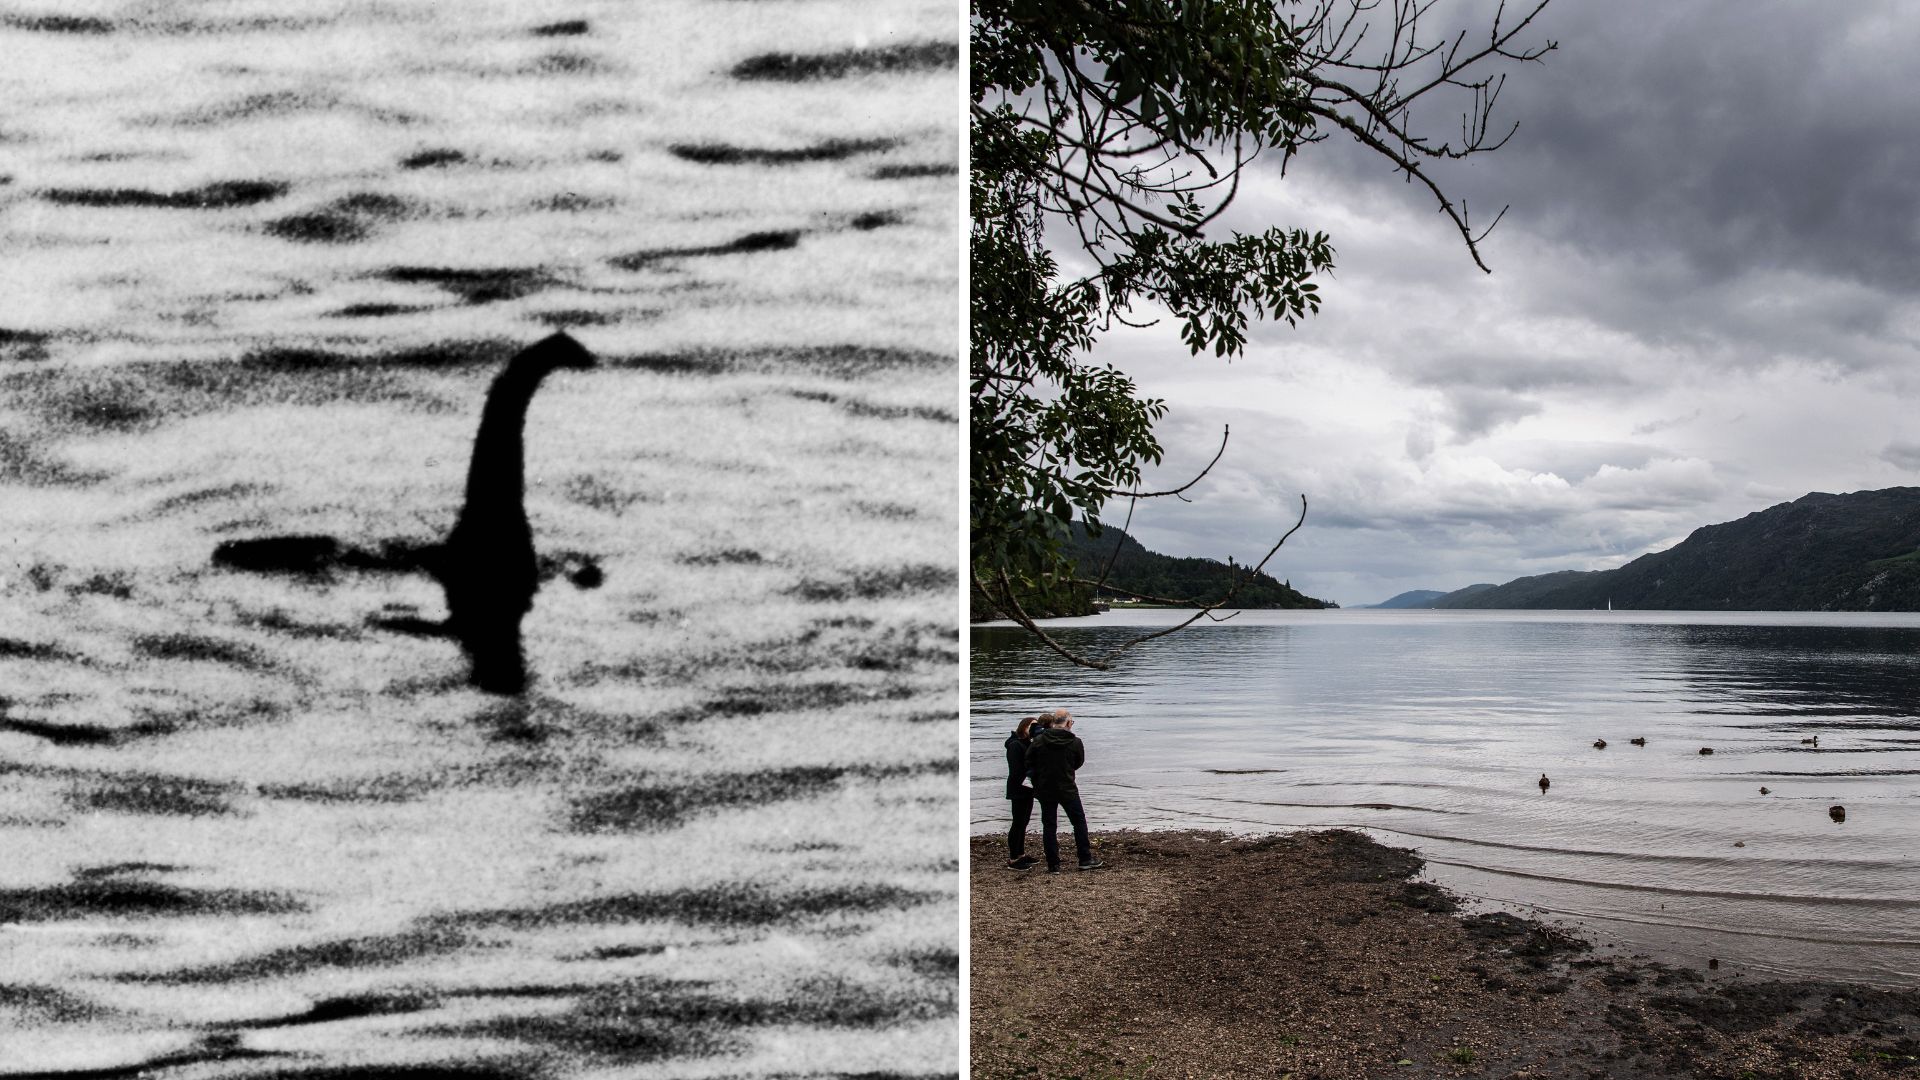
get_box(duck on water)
[212,332,599,693]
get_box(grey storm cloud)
[1882,442,1920,472]
[1274,1,1920,370]
[1405,2,1920,288]
[1405,351,1638,394]
[1633,410,1702,437]
[1487,440,1660,483]
[1439,387,1542,440]
[1406,353,1638,440]
[1302,3,1920,379]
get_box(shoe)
[1046,863,1062,874]
[1078,859,1107,870]
[1007,855,1037,870]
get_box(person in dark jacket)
[1024,709,1105,872]
[1004,716,1039,870]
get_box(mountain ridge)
[1422,487,1920,610]
[1368,589,1451,608]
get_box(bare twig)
[1089,494,1309,666]
[976,497,1309,672]
[980,0,1556,273]
[1114,425,1231,500]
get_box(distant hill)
[1065,523,1335,610]
[1425,583,1496,606]
[1368,589,1449,608]
[1429,572,1599,609]
[1429,487,1920,610]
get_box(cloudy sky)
[1079,0,1920,607]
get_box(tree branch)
[1113,424,1230,500]
[1089,494,1309,666]
[973,567,1113,671]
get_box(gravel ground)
[970,830,1920,1080]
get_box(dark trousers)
[1037,790,1092,868]
[1007,787,1034,860]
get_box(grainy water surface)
[2,2,957,1076]
[971,610,1920,987]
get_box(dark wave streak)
[670,138,896,165]
[438,882,939,931]
[1143,806,1917,872]
[731,42,955,81]
[1422,858,1920,909]
[1290,780,1458,790]
[0,717,173,746]
[0,1044,284,1080]
[39,180,288,209]
[1750,768,1920,776]
[1192,795,1465,815]
[1434,892,1920,951]
[571,759,955,831]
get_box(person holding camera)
[1024,708,1105,872]
[1003,715,1040,870]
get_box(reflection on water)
[971,610,1920,986]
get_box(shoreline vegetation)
[970,830,1920,1080]
[970,523,1336,621]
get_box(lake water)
[971,609,1920,987]
[2,2,957,1075]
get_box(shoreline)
[970,829,1920,1079]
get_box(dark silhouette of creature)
[209,334,599,691]
[1538,773,1550,793]
[1592,738,1607,749]
[1629,737,1646,746]
[434,332,597,693]
[1828,804,1846,823]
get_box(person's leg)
[1007,789,1033,862]
[1062,792,1094,865]
[1038,796,1061,869]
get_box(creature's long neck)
[459,364,549,528]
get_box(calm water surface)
[972,609,1920,987]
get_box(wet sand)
[970,830,1920,1079]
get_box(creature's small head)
[530,331,598,372]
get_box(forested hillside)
[970,524,1333,620]
[1066,524,1334,609]
[1428,488,1920,610]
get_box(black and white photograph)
[2,2,959,1076]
